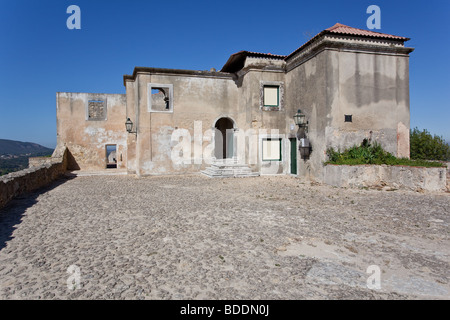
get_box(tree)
[410,127,450,161]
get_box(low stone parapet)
[28,156,61,167]
[0,147,68,209]
[323,164,447,192]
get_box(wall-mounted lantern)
[293,109,307,128]
[298,137,311,159]
[293,109,311,159]
[125,118,137,135]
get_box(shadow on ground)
[0,176,74,251]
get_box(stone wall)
[0,147,68,209]
[285,35,412,181]
[323,164,447,192]
[56,92,127,171]
[28,156,61,168]
[445,162,450,192]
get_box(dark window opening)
[345,115,353,122]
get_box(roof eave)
[285,30,411,61]
[220,51,287,73]
[123,66,234,86]
[220,51,247,73]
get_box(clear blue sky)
[0,0,449,148]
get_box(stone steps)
[201,160,260,178]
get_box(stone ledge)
[28,156,63,167]
[323,164,447,192]
[0,147,68,209]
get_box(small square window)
[345,115,352,122]
[148,83,173,113]
[260,81,284,111]
[150,88,170,111]
[263,86,279,107]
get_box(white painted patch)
[83,127,127,151]
[84,127,105,136]
[142,161,155,172]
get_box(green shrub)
[325,139,445,168]
[410,127,450,161]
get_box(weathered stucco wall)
[285,36,412,181]
[125,81,137,174]
[286,49,329,180]
[0,147,68,209]
[56,92,127,171]
[323,164,447,192]
[55,27,413,181]
[126,71,240,176]
[121,40,412,179]
[239,67,288,175]
[326,50,410,158]
[124,60,296,177]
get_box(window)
[345,114,353,122]
[150,88,169,111]
[87,100,106,121]
[260,81,284,111]
[148,83,173,113]
[262,138,282,161]
[263,86,279,107]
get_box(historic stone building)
[56,23,414,180]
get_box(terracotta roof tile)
[221,23,411,72]
[285,23,410,60]
[325,23,409,40]
[244,51,287,59]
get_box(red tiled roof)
[221,23,410,71]
[285,23,410,61]
[325,23,409,40]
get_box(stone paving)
[0,174,448,300]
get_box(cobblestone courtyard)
[0,174,449,299]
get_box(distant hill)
[0,139,53,156]
[0,139,54,176]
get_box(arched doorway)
[214,117,235,159]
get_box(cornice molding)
[123,67,234,86]
[286,38,414,72]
